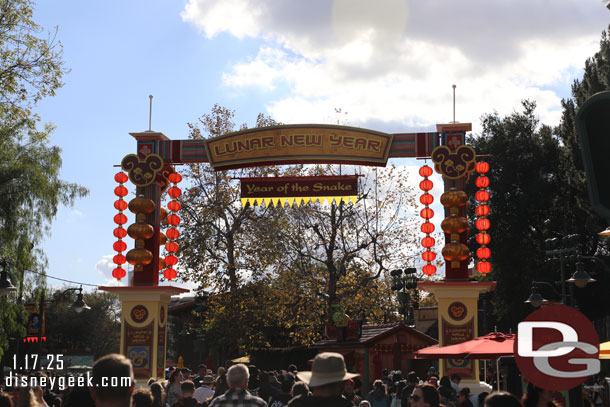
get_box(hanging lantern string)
[419,164,437,276]
[164,172,182,281]
[112,172,129,280]
[474,161,491,274]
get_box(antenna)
[452,84,456,123]
[148,95,153,131]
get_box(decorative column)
[101,131,188,383]
[418,122,496,393]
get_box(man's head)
[90,353,135,406]
[407,371,418,384]
[132,388,153,407]
[296,352,358,397]
[197,364,207,376]
[181,380,195,398]
[450,374,461,385]
[344,378,354,394]
[227,364,250,389]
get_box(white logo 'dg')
[518,322,578,357]
[517,321,600,378]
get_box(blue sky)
[31,0,609,290]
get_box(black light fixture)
[0,261,17,295]
[72,286,90,313]
[524,285,545,308]
[567,261,596,289]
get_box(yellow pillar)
[100,286,188,384]
[418,281,495,393]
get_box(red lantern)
[476,247,491,259]
[477,261,491,274]
[419,179,433,191]
[420,193,434,205]
[420,208,434,219]
[113,254,126,265]
[475,205,490,217]
[168,186,182,198]
[114,213,128,225]
[475,176,490,188]
[166,214,181,226]
[422,251,436,262]
[164,268,177,280]
[165,241,179,253]
[168,173,183,184]
[475,162,490,174]
[475,218,490,231]
[113,240,127,252]
[421,236,435,248]
[114,185,128,197]
[166,228,180,239]
[421,222,435,234]
[112,267,126,280]
[114,172,129,183]
[476,232,491,245]
[475,190,490,202]
[114,199,128,211]
[165,255,178,266]
[168,200,181,212]
[419,165,433,177]
[113,227,127,238]
[423,264,437,276]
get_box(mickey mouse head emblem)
[121,154,164,187]
[431,145,476,180]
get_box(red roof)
[313,321,437,349]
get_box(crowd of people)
[0,352,601,407]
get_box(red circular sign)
[448,301,467,321]
[514,305,599,391]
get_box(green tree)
[43,288,121,358]
[0,118,87,362]
[0,0,67,120]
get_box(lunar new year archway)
[101,121,495,388]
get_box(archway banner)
[204,125,393,170]
[239,175,359,207]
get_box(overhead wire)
[23,268,99,287]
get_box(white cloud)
[183,0,608,130]
[95,254,122,286]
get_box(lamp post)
[527,234,603,407]
[390,268,418,325]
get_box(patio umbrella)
[600,341,610,359]
[413,331,514,391]
[413,331,515,360]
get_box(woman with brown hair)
[410,384,440,407]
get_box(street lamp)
[0,261,16,295]
[566,260,597,289]
[524,285,546,308]
[71,286,91,313]
[390,268,418,325]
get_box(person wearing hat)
[288,352,358,407]
[194,375,215,404]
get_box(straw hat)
[296,352,358,388]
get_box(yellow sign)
[204,125,394,170]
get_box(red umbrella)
[413,331,515,359]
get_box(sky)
[31,0,610,291]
